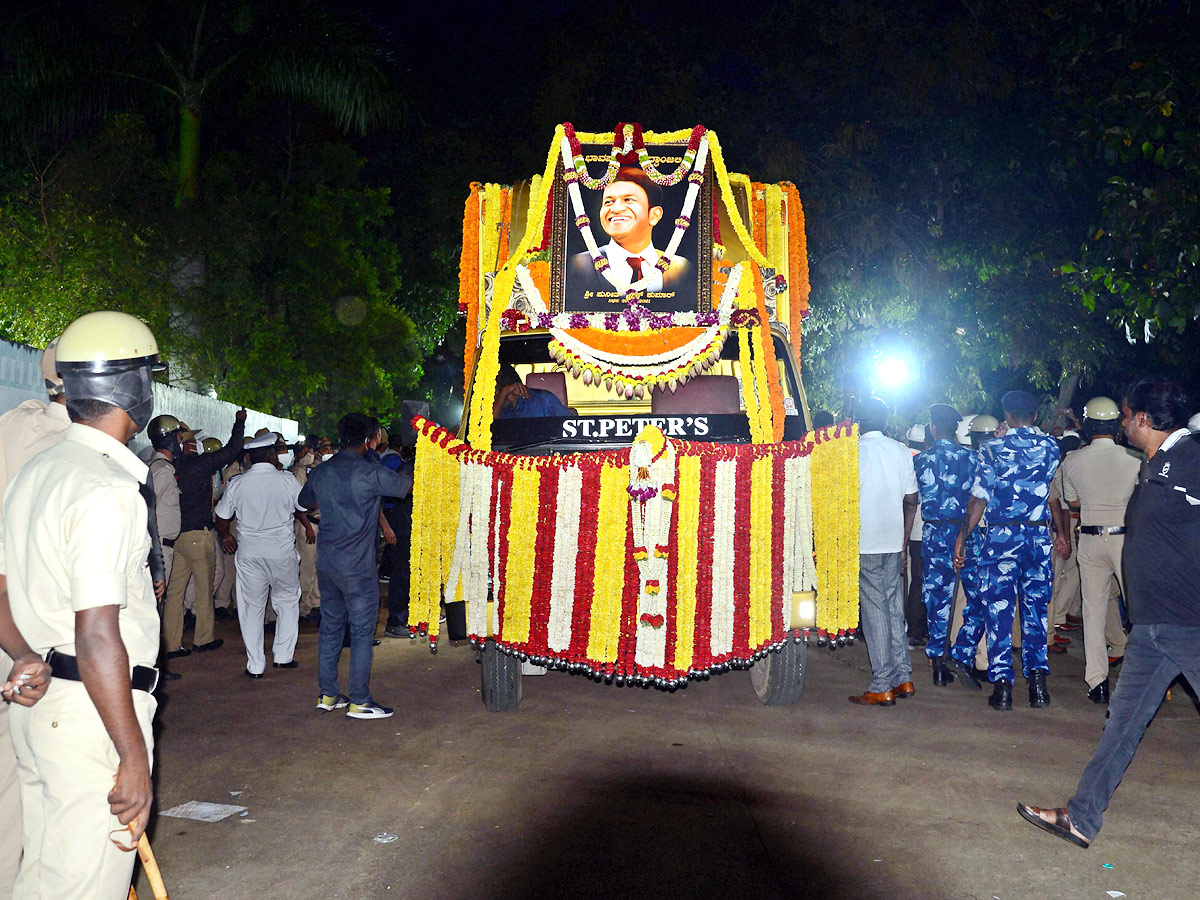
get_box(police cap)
[929,403,961,432]
[1001,390,1039,415]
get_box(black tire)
[480,639,522,711]
[750,639,807,706]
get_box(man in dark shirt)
[299,413,411,720]
[164,408,246,656]
[1019,376,1200,848]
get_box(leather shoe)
[1055,622,1080,633]
[165,647,191,659]
[893,681,916,698]
[988,680,1013,711]
[195,639,224,652]
[947,657,983,691]
[1051,634,1071,646]
[931,656,954,686]
[1029,671,1051,708]
[243,669,264,679]
[1087,679,1110,705]
[272,660,299,669]
[1065,613,1083,626]
[849,689,895,706]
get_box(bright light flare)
[875,355,912,389]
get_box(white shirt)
[0,398,71,519]
[603,240,664,291]
[215,463,305,559]
[858,430,918,554]
[0,423,158,666]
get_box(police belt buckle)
[1079,525,1126,536]
[46,649,160,693]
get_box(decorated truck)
[409,123,860,710]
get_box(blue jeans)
[1067,623,1200,839]
[317,566,380,705]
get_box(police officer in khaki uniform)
[0,311,164,899]
[1061,396,1142,703]
[292,442,322,621]
[0,340,66,900]
[146,416,184,583]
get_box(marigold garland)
[783,182,810,359]
[460,184,482,394]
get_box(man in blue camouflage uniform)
[915,404,976,687]
[954,391,1061,711]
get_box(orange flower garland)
[460,183,482,395]
[783,182,810,359]
[751,182,767,254]
[749,262,787,442]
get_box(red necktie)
[628,256,644,281]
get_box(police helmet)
[202,437,223,453]
[1083,396,1120,421]
[54,311,164,430]
[148,415,182,441]
[969,414,1000,434]
[40,338,64,398]
[955,414,978,447]
[905,424,926,444]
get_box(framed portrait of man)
[551,142,713,314]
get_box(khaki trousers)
[1078,532,1129,688]
[10,680,156,900]
[213,524,237,610]
[0,652,21,900]
[296,520,320,615]
[164,528,216,649]
[1048,523,1081,628]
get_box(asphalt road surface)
[139,611,1199,900]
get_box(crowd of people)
[849,380,1200,849]
[0,312,413,898]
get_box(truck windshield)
[466,330,809,454]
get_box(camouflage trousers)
[921,522,960,659]
[966,523,1053,683]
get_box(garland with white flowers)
[559,133,710,298]
[451,462,493,639]
[547,465,583,652]
[709,458,737,657]
[629,427,677,670]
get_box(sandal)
[1016,802,1090,849]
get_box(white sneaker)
[316,693,350,711]
[346,701,393,719]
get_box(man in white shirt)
[851,397,919,706]
[215,432,314,678]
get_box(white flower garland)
[559,134,709,296]
[547,465,583,652]
[709,458,737,657]
[630,429,676,670]
[463,462,493,638]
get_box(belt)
[924,519,963,525]
[47,650,159,693]
[1068,511,1080,519]
[1079,525,1125,535]
[162,537,176,548]
[983,520,1049,529]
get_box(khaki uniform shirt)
[149,451,182,542]
[0,424,159,668]
[0,399,71,517]
[1061,437,1142,526]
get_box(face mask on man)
[278,450,295,470]
[321,452,334,462]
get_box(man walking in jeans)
[299,413,411,719]
[849,397,919,706]
[1019,376,1200,848]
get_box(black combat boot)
[1029,670,1051,708]
[988,679,1013,711]
[932,656,955,687]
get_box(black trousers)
[905,538,927,641]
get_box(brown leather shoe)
[893,681,916,698]
[849,689,896,706]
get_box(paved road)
[140,613,1199,900]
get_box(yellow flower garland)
[586,460,629,663]
[500,462,540,644]
[467,127,564,451]
[409,423,462,636]
[707,132,771,269]
[672,455,702,671]
[810,426,860,632]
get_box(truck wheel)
[750,639,807,706]
[480,639,522,711]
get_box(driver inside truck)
[493,364,572,419]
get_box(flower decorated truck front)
[410,124,861,711]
